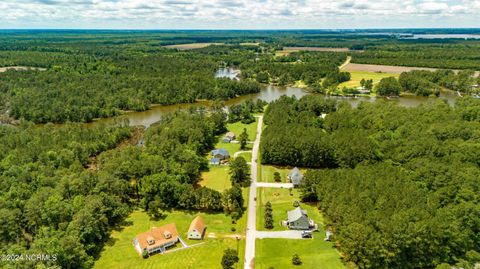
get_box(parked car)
[301,231,312,238]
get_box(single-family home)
[226,132,236,140]
[187,216,206,240]
[288,167,304,187]
[222,132,236,143]
[133,223,179,256]
[210,157,220,165]
[211,148,230,160]
[286,207,315,230]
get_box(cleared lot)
[164,43,223,50]
[342,63,439,74]
[0,66,46,72]
[283,46,352,52]
[344,62,480,76]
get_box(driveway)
[256,230,307,239]
[256,182,294,189]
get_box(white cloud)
[0,0,479,28]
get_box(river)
[90,68,458,127]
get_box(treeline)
[0,122,133,269]
[240,51,349,89]
[261,96,480,268]
[374,70,480,97]
[0,41,262,124]
[352,44,480,70]
[1,109,244,268]
[261,95,378,168]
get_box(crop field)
[342,63,439,74]
[0,66,46,72]
[164,43,223,50]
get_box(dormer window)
[164,231,172,239]
[146,236,155,245]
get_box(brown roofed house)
[133,223,179,255]
[187,216,206,240]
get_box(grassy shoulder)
[95,209,247,269]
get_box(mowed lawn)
[338,70,399,88]
[200,119,258,192]
[256,188,321,232]
[258,165,296,183]
[95,210,247,269]
[255,188,343,269]
[256,238,343,269]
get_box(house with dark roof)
[211,148,230,160]
[288,167,304,187]
[286,207,314,230]
[188,216,206,240]
[210,157,220,165]
[133,223,179,255]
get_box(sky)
[0,0,480,29]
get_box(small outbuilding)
[211,148,230,160]
[288,167,304,187]
[222,132,236,143]
[188,216,206,240]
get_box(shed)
[210,157,220,165]
[187,216,206,240]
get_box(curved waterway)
[87,67,457,127]
[91,84,457,128]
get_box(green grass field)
[226,119,258,142]
[255,238,343,269]
[95,210,247,269]
[338,70,399,88]
[258,165,292,183]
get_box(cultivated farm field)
[164,43,223,50]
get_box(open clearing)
[283,47,352,52]
[343,63,441,74]
[0,66,46,72]
[95,210,246,269]
[164,43,223,50]
[338,70,399,88]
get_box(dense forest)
[0,108,245,268]
[351,43,480,70]
[0,44,262,123]
[2,30,480,124]
[261,96,480,268]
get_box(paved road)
[256,182,294,188]
[256,230,306,239]
[244,116,263,269]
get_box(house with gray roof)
[286,207,314,230]
[288,167,304,187]
[211,148,230,160]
